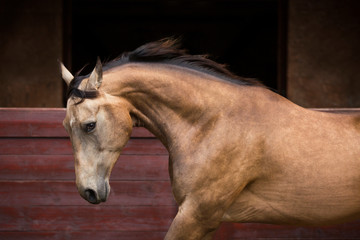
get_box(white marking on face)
[70,117,76,128]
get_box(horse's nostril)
[84,189,98,204]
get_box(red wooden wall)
[1,108,360,240]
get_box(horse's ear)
[59,60,74,86]
[88,57,103,90]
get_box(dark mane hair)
[105,38,259,85]
[67,38,260,102]
[66,75,99,104]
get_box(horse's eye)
[85,122,96,133]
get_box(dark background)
[70,0,279,91]
[1,0,359,108]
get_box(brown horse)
[61,39,360,240]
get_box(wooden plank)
[0,138,167,155]
[0,181,175,206]
[0,155,75,180]
[0,231,167,240]
[132,127,154,138]
[0,108,154,138]
[213,223,235,240]
[0,121,67,138]
[0,155,169,180]
[1,210,359,239]
[0,138,72,155]
[0,108,67,137]
[0,206,177,231]
[0,108,65,121]
[227,221,360,239]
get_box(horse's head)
[60,60,133,204]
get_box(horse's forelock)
[66,76,99,104]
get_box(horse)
[60,38,360,240]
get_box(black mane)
[67,38,260,102]
[104,38,259,85]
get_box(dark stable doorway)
[69,0,279,92]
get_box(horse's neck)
[103,63,282,150]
